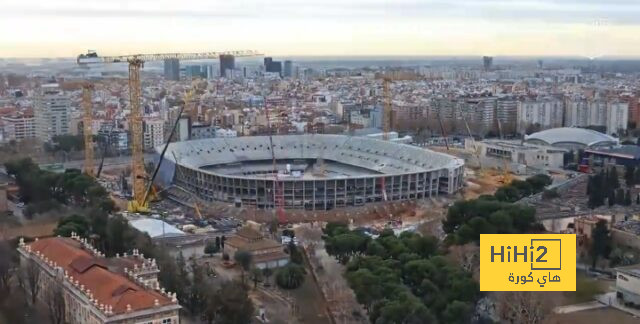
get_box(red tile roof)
[27,237,174,315]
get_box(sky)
[1,0,640,58]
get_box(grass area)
[563,273,606,304]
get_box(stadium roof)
[130,218,184,239]
[161,134,463,178]
[524,127,618,148]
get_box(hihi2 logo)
[480,234,576,291]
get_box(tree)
[442,300,473,324]
[624,190,632,206]
[234,250,252,284]
[0,241,15,293]
[54,214,90,237]
[590,220,611,268]
[287,240,303,264]
[21,258,41,305]
[250,268,263,289]
[262,266,273,287]
[186,260,206,315]
[46,279,66,324]
[202,281,254,324]
[616,188,626,205]
[497,291,551,324]
[607,189,615,207]
[625,165,636,186]
[204,241,219,257]
[275,264,306,289]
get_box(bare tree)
[0,241,14,293]
[22,258,41,305]
[46,280,66,324]
[496,291,552,324]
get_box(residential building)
[97,127,129,153]
[17,235,181,324]
[34,83,71,142]
[606,101,629,135]
[143,118,165,149]
[517,98,563,133]
[1,112,36,140]
[564,99,628,135]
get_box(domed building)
[524,127,618,150]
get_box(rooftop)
[23,237,176,315]
[525,127,618,148]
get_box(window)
[162,319,172,324]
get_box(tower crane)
[77,50,261,212]
[81,83,95,177]
[375,71,418,200]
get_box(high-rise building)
[184,65,203,79]
[516,98,563,133]
[264,57,282,76]
[264,57,273,70]
[163,58,180,81]
[219,54,235,77]
[143,117,165,149]
[283,60,293,78]
[34,83,71,142]
[483,56,493,71]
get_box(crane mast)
[128,59,146,208]
[82,83,95,177]
[77,50,262,212]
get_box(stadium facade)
[156,135,464,210]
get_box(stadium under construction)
[155,134,464,211]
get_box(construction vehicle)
[77,50,261,212]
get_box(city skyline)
[2,0,640,58]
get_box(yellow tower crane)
[375,71,418,200]
[376,71,418,140]
[81,83,95,177]
[77,50,262,212]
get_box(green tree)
[234,250,252,284]
[204,241,219,256]
[262,266,273,286]
[275,263,306,289]
[54,214,90,237]
[624,190,632,206]
[625,165,636,186]
[590,220,611,268]
[202,281,254,324]
[607,189,615,207]
[442,300,474,324]
[250,268,263,289]
[287,240,303,264]
[616,188,626,205]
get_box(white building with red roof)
[17,234,181,324]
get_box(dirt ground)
[545,307,640,324]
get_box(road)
[59,153,155,170]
